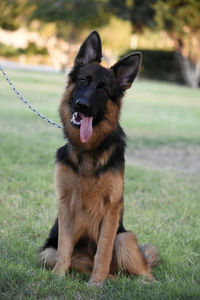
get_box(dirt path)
[126,145,200,176]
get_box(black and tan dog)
[38,31,159,286]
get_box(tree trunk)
[176,53,200,88]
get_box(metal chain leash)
[0,64,64,130]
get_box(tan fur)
[55,163,124,245]
[54,159,125,281]
[40,67,158,285]
[39,232,157,281]
[96,146,113,169]
[50,160,156,283]
[70,252,94,273]
[113,232,153,279]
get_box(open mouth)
[70,112,93,143]
[71,112,82,128]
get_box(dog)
[38,31,159,286]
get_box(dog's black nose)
[75,98,89,112]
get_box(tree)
[107,0,157,33]
[30,0,113,68]
[153,0,200,88]
[107,0,200,88]
[32,0,110,38]
[0,0,34,31]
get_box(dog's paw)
[86,279,104,288]
[107,273,115,280]
[52,263,66,277]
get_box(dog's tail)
[38,220,159,276]
[113,232,159,279]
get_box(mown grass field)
[0,68,200,300]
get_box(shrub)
[0,42,48,58]
[21,42,48,56]
[0,43,20,57]
[121,49,184,84]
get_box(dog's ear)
[111,52,142,90]
[74,31,102,67]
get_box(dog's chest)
[56,162,123,241]
[70,175,106,214]
[69,176,107,241]
[69,147,113,176]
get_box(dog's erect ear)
[111,52,142,90]
[74,31,102,67]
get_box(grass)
[0,69,200,300]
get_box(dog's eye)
[79,78,87,87]
[98,83,106,94]
[87,75,92,83]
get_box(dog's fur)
[38,31,159,286]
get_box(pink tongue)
[80,114,93,143]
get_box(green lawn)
[0,69,200,300]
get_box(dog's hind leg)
[38,248,94,274]
[113,231,159,279]
[38,218,58,269]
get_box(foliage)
[29,0,112,43]
[99,17,132,56]
[1,0,200,87]
[153,0,200,88]
[0,42,48,57]
[0,69,200,299]
[108,0,200,87]
[154,0,200,61]
[107,0,157,33]
[0,0,34,30]
[0,43,20,57]
[32,0,110,29]
[22,42,48,56]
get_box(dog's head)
[60,31,141,149]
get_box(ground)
[126,145,200,176]
[0,69,199,299]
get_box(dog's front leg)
[88,202,122,286]
[52,201,73,276]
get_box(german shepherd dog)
[38,31,159,286]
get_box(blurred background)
[0,0,200,88]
